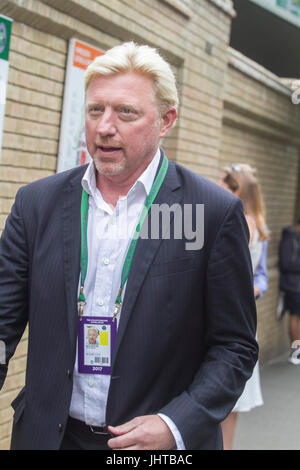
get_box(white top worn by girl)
[233,223,264,412]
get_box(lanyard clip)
[112,288,123,322]
[78,286,86,317]
[79,301,86,317]
[112,301,121,322]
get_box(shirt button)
[103,258,109,265]
[88,380,95,387]
[97,298,104,306]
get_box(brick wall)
[0,19,68,449]
[0,21,66,232]
[0,0,235,450]
[1,0,300,450]
[221,48,300,364]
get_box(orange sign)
[73,40,104,70]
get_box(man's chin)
[94,159,126,177]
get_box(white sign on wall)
[57,38,104,173]
[0,15,13,160]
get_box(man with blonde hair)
[0,41,257,450]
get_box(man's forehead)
[86,72,156,99]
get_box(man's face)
[88,329,98,344]
[85,72,176,181]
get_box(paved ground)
[233,353,300,450]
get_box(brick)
[1,373,25,394]
[9,51,65,83]
[40,155,58,171]
[0,436,11,450]
[12,340,28,360]
[0,182,24,199]
[8,68,64,97]
[12,21,66,54]
[0,215,8,232]
[2,150,43,169]
[0,407,13,425]
[5,357,27,376]
[0,391,17,411]
[0,198,14,214]
[5,102,61,126]
[0,422,12,440]
[6,84,62,112]
[4,117,59,141]
[2,134,58,156]
[10,34,66,68]
[0,165,54,184]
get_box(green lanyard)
[78,153,169,320]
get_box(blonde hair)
[84,41,179,114]
[222,163,269,241]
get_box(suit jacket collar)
[62,166,86,356]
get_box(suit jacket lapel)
[111,160,182,366]
[61,169,85,356]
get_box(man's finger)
[107,431,138,450]
[108,418,139,436]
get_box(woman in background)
[219,163,269,450]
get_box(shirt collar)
[81,148,161,201]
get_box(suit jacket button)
[67,370,72,378]
[58,423,63,432]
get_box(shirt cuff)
[157,413,186,450]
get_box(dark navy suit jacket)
[0,157,258,449]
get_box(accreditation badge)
[78,316,117,375]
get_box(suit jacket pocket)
[11,386,25,424]
[149,256,196,277]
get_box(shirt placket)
[84,201,123,426]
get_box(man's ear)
[159,107,177,138]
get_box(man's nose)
[96,109,117,136]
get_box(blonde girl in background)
[219,163,269,450]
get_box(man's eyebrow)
[85,100,141,112]
[86,101,102,107]
[117,103,139,110]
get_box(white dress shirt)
[69,148,185,449]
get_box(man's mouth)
[97,145,122,153]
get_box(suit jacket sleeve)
[159,198,258,449]
[0,187,29,389]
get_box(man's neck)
[96,175,136,207]
[95,157,157,207]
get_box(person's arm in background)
[279,228,300,274]
[254,240,268,299]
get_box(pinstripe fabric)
[0,158,258,449]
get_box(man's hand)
[107,415,176,450]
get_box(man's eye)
[88,107,102,114]
[121,108,132,114]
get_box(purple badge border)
[78,316,117,375]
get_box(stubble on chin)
[93,157,126,177]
